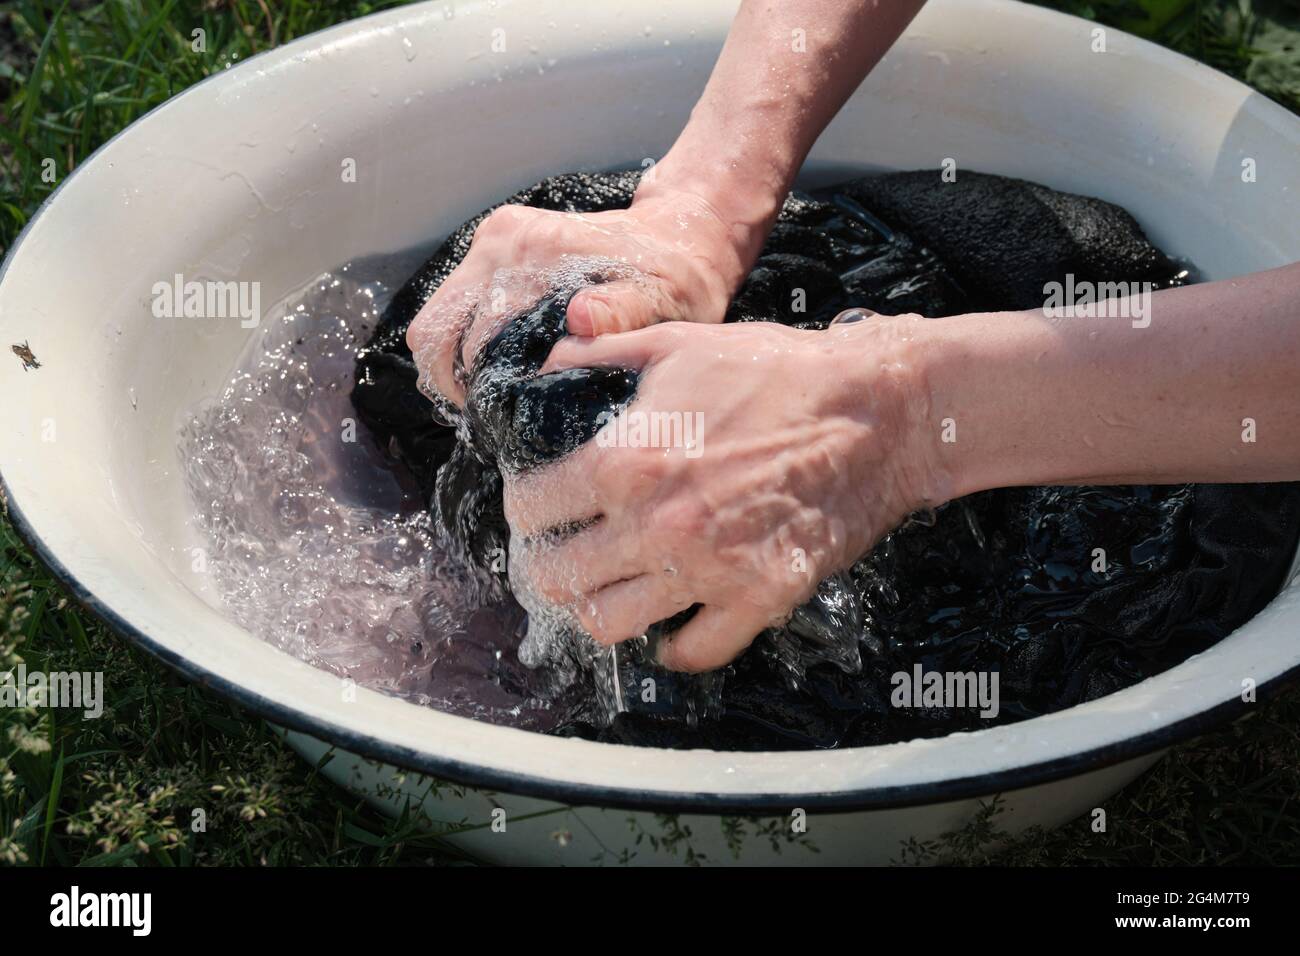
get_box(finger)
[540,323,683,375]
[524,519,645,604]
[654,604,770,673]
[460,273,554,368]
[405,280,482,407]
[567,279,676,336]
[406,315,464,406]
[501,446,603,537]
[576,574,696,646]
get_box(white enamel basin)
[1,0,1298,864]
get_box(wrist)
[815,316,960,548]
[633,144,786,292]
[920,309,1080,498]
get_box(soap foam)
[178,263,577,730]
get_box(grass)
[2,0,1300,867]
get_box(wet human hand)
[503,314,949,672]
[405,182,751,408]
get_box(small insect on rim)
[11,340,40,371]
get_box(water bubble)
[178,262,567,731]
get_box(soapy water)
[179,168,1300,752]
[429,259,669,723]
[178,260,585,731]
[178,255,857,734]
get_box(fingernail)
[566,296,600,336]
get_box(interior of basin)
[170,158,1300,754]
[3,0,1300,798]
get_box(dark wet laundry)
[351,170,1300,750]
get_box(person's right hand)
[406,181,751,407]
[500,312,950,672]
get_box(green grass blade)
[41,746,64,865]
[17,0,71,142]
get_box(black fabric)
[351,169,1300,750]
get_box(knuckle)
[587,450,623,498]
[475,205,525,242]
[622,439,668,476]
[530,214,566,245]
[538,575,576,605]
[577,603,617,645]
[662,638,715,674]
[654,496,708,541]
[648,320,689,352]
[539,552,591,604]
[626,610,657,640]
[501,482,539,535]
[470,216,495,246]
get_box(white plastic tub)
[1,0,1298,864]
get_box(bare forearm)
[643,0,927,273]
[919,263,1300,496]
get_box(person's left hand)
[503,316,947,672]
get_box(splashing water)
[179,254,858,734]
[177,261,583,731]
[408,258,740,725]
